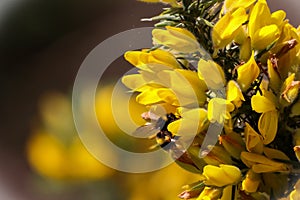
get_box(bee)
[133,112,178,149]
[133,111,201,171]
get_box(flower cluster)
[122,0,300,199]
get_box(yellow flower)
[241,169,261,193]
[226,80,245,108]
[197,187,222,200]
[152,26,200,53]
[202,164,241,187]
[244,123,264,154]
[196,186,223,200]
[237,51,260,91]
[124,49,181,70]
[248,0,282,50]
[241,152,289,173]
[167,108,208,136]
[122,65,207,107]
[251,90,279,144]
[198,59,226,90]
[212,7,248,49]
[207,98,234,124]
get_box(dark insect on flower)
[132,112,178,149]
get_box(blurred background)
[0,0,299,199]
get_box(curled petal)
[244,123,264,154]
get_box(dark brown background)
[0,0,298,199]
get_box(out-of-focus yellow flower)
[124,49,181,70]
[152,26,200,53]
[212,7,248,49]
[207,98,234,124]
[237,52,260,91]
[248,0,283,50]
[241,152,289,173]
[244,123,264,154]
[280,73,300,106]
[196,186,222,200]
[198,59,226,90]
[226,80,245,108]
[251,90,279,144]
[242,169,261,193]
[27,131,114,180]
[202,164,241,187]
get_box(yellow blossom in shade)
[280,73,300,106]
[212,7,248,49]
[203,145,233,166]
[219,131,246,159]
[197,186,222,200]
[226,80,245,108]
[198,59,226,90]
[240,152,290,173]
[242,169,261,193]
[263,147,290,161]
[248,0,281,50]
[237,51,260,91]
[202,164,242,187]
[152,26,200,53]
[124,49,181,70]
[207,98,234,124]
[244,123,264,154]
[167,108,208,136]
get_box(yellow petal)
[152,26,200,53]
[212,7,248,48]
[244,123,264,154]
[198,59,226,90]
[242,169,261,193]
[203,164,241,187]
[251,24,280,50]
[237,52,260,91]
[258,110,278,144]
[226,80,245,108]
[251,93,276,113]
